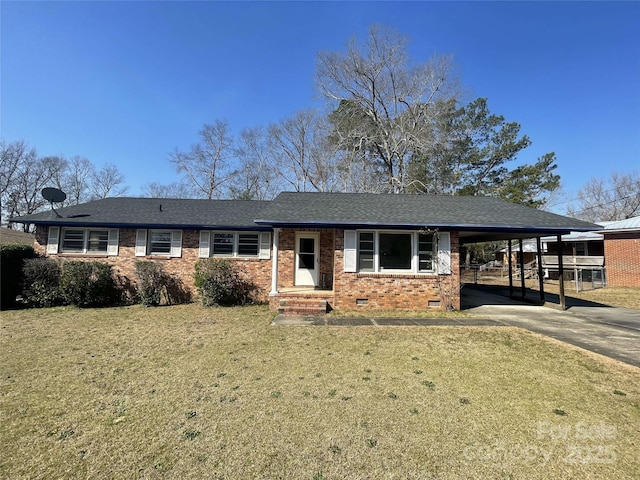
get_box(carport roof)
[255,192,601,243]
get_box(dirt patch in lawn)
[1,304,639,479]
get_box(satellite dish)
[41,187,67,218]
[41,187,67,203]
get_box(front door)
[295,233,319,287]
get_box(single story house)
[599,216,640,288]
[10,192,599,312]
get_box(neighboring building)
[539,231,605,283]
[500,238,539,268]
[541,231,605,257]
[600,216,640,288]
[0,227,34,246]
[10,192,599,312]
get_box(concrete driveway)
[462,285,640,368]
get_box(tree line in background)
[2,26,638,231]
[162,26,561,207]
[0,140,128,228]
[565,171,640,223]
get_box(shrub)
[59,261,121,308]
[134,261,191,306]
[0,244,37,309]
[194,258,255,306]
[21,257,63,308]
[135,261,165,306]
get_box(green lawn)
[1,304,639,479]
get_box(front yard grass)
[1,304,639,479]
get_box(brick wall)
[276,228,335,290]
[332,230,460,310]
[604,232,640,287]
[34,226,273,302]
[35,225,463,309]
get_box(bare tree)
[1,140,37,220]
[268,110,339,193]
[228,127,282,200]
[567,171,640,222]
[61,156,94,205]
[316,25,459,192]
[89,164,128,199]
[141,181,195,199]
[3,155,67,230]
[170,121,237,199]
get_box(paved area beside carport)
[273,286,640,368]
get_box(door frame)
[294,232,320,287]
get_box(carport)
[459,227,599,310]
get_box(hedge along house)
[13,198,274,303]
[11,192,600,313]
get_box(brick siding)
[35,225,462,310]
[332,229,460,310]
[34,226,273,302]
[271,228,460,311]
[276,228,335,291]
[604,232,640,287]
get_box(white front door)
[295,233,319,286]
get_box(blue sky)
[2,1,639,211]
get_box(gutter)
[252,219,602,234]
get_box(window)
[418,234,434,272]
[351,231,439,274]
[87,230,109,253]
[149,231,172,255]
[135,229,182,257]
[238,233,259,256]
[358,232,374,272]
[213,233,235,256]
[575,242,588,256]
[62,229,85,253]
[61,228,111,254]
[379,233,412,270]
[203,231,267,258]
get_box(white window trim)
[47,226,60,254]
[211,231,237,257]
[350,230,443,275]
[136,229,182,257]
[148,230,173,256]
[58,227,118,256]
[201,231,270,259]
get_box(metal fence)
[461,264,607,293]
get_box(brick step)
[278,299,329,316]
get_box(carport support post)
[519,239,526,299]
[508,240,513,298]
[536,237,545,303]
[557,235,566,310]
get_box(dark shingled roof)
[255,192,600,241]
[11,197,271,230]
[11,193,600,242]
